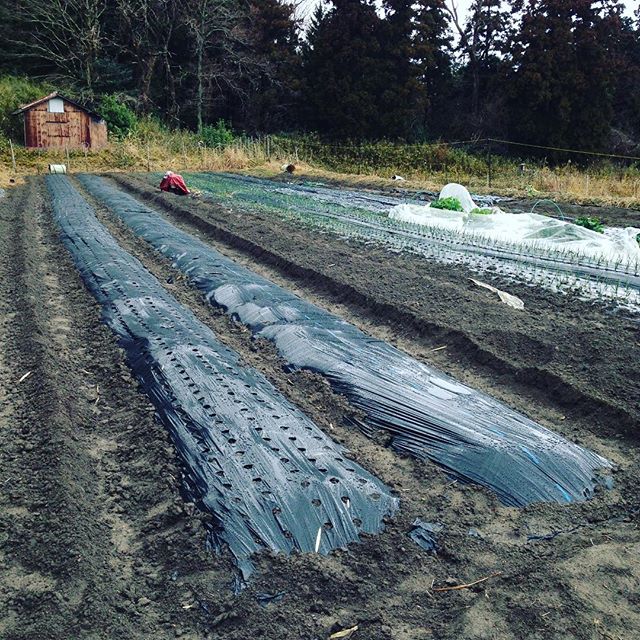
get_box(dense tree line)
[0,0,638,152]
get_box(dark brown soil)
[1,174,639,640]
[115,174,640,439]
[0,178,238,640]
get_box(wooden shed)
[13,92,108,150]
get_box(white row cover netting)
[390,184,640,264]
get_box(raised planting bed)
[81,174,612,508]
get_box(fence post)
[9,138,16,175]
[486,143,493,188]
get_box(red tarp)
[159,171,190,195]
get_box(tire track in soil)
[0,178,240,639]
[75,176,640,640]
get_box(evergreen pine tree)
[444,0,512,138]
[301,0,389,139]
[242,0,301,132]
[508,0,625,151]
[412,0,453,135]
[378,0,427,139]
[608,7,640,143]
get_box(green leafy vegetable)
[470,207,493,215]
[431,197,464,212]
[574,216,604,233]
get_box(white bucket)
[49,164,67,174]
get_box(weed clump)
[100,95,138,138]
[199,120,235,147]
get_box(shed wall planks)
[23,99,107,150]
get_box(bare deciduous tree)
[12,0,106,92]
[112,0,180,117]
[444,0,509,119]
[184,0,271,132]
[184,0,239,132]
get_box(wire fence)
[4,131,640,201]
[257,136,640,191]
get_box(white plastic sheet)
[390,184,640,263]
[438,183,478,213]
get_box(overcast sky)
[297,0,637,24]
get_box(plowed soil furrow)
[75,175,640,639]
[71,175,444,522]
[76,174,612,509]
[2,175,639,640]
[47,174,398,578]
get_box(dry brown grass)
[1,139,639,210]
[246,162,640,209]
[0,138,268,188]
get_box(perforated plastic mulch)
[47,175,398,579]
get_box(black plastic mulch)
[47,175,398,579]
[79,175,612,508]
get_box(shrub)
[0,76,54,142]
[100,94,138,138]
[431,196,464,212]
[200,120,235,147]
[574,216,604,233]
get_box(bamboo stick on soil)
[432,571,503,592]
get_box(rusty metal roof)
[12,91,104,119]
